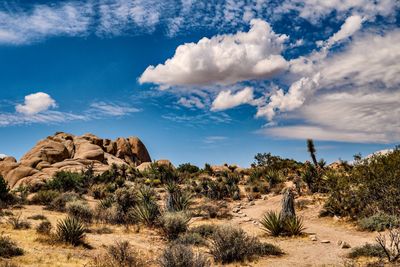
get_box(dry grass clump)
[7,214,31,230]
[160,212,190,240]
[159,243,210,267]
[89,241,144,267]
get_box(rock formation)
[0,132,151,189]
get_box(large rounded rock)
[6,165,39,188]
[128,137,151,164]
[20,139,70,167]
[0,157,19,178]
[115,138,135,164]
[73,141,104,162]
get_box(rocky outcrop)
[0,132,152,189]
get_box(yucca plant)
[260,211,284,236]
[284,216,305,236]
[165,183,193,212]
[130,201,160,227]
[56,216,86,246]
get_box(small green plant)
[56,216,86,246]
[348,243,385,259]
[31,190,60,205]
[36,221,52,235]
[0,235,24,258]
[159,243,209,267]
[160,212,190,240]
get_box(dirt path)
[228,194,378,266]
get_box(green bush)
[56,216,86,246]
[46,171,85,192]
[159,243,209,267]
[66,201,94,223]
[209,225,282,263]
[177,163,200,174]
[348,244,385,259]
[0,235,24,258]
[324,148,400,218]
[160,212,190,240]
[36,221,52,235]
[0,175,14,207]
[31,190,60,205]
[358,213,400,232]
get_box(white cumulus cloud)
[211,87,254,111]
[16,92,57,115]
[139,19,288,87]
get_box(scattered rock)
[310,235,317,241]
[321,240,330,244]
[248,201,255,206]
[337,241,351,249]
[232,208,240,213]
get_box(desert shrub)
[160,212,190,240]
[253,152,301,172]
[114,187,137,214]
[159,243,209,267]
[66,201,94,223]
[165,183,193,212]
[30,190,60,205]
[260,211,305,237]
[90,241,143,267]
[46,171,85,192]
[90,184,108,199]
[27,214,47,220]
[144,163,179,184]
[0,235,24,258]
[210,225,282,264]
[89,241,142,267]
[189,224,216,238]
[46,192,80,212]
[177,163,200,174]
[348,244,386,259]
[201,201,230,219]
[86,226,113,235]
[177,232,206,246]
[36,221,52,235]
[0,175,14,207]
[358,213,400,232]
[324,148,400,218]
[56,216,86,246]
[8,214,31,230]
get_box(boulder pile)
[0,132,151,189]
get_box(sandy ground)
[0,194,379,267]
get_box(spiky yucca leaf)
[259,211,284,236]
[56,216,86,246]
[284,216,305,236]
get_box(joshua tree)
[281,189,295,221]
[307,139,318,167]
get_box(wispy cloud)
[203,136,228,144]
[0,93,141,127]
[89,101,140,116]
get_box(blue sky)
[0,0,399,167]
